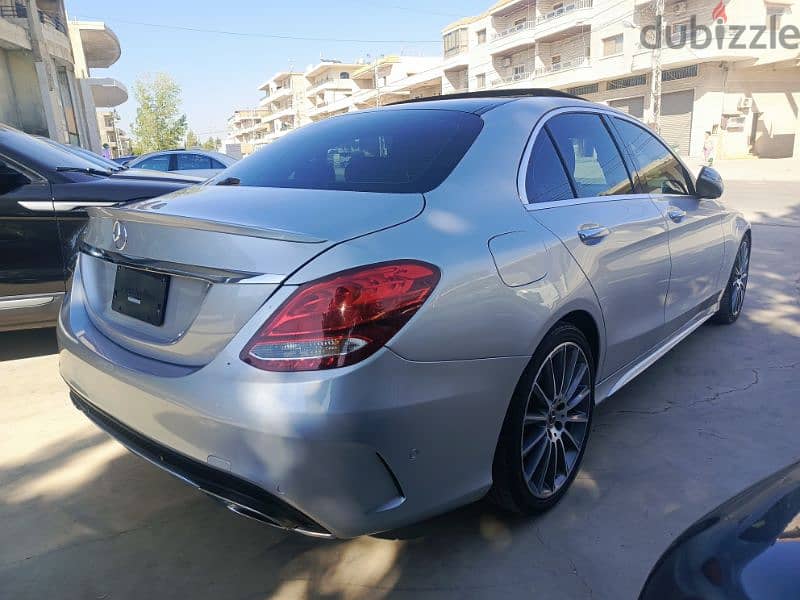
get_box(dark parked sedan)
[0,124,201,331]
[641,461,800,599]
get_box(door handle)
[578,225,611,244]
[667,208,687,222]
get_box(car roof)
[385,88,586,115]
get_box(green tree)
[202,137,217,151]
[185,129,199,148]
[130,73,188,153]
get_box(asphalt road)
[1,161,798,599]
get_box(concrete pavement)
[1,164,798,599]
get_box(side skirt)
[595,302,719,404]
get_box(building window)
[551,55,561,70]
[476,73,486,89]
[661,64,698,81]
[567,83,599,96]
[603,34,624,56]
[513,64,527,79]
[607,74,647,90]
[476,29,486,44]
[444,28,467,56]
[339,72,350,79]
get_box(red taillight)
[240,261,440,372]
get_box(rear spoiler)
[87,206,327,244]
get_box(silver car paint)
[58,96,750,537]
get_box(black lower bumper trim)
[70,391,331,538]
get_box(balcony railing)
[0,2,67,33]
[492,20,534,40]
[491,69,535,86]
[537,0,592,23]
[535,56,590,76]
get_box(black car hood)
[53,174,195,204]
[109,169,204,184]
[641,461,800,600]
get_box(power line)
[338,0,462,18]
[70,16,441,44]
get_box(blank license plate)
[111,266,170,326]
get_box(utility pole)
[650,0,665,133]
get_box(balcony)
[489,20,535,55]
[491,68,535,87]
[74,21,121,68]
[535,0,594,42]
[87,77,128,107]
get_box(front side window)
[546,113,633,198]
[176,153,213,171]
[0,159,31,195]
[525,132,574,203]
[216,109,483,193]
[603,34,624,56]
[612,118,693,195]
[135,155,171,171]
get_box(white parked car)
[127,149,237,179]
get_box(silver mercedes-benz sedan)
[58,90,751,539]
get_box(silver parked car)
[126,149,236,178]
[58,91,751,539]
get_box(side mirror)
[696,166,723,199]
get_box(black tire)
[712,235,750,325]
[490,322,595,514]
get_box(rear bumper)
[58,278,527,538]
[70,390,332,537]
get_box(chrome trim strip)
[0,293,61,310]
[17,201,54,212]
[596,304,718,403]
[54,201,118,211]
[88,206,327,244]
[79,241,283,284]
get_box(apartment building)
[0,0,126,152]
[228,56,442,153]
[96,109,130,158]
[440,0,800,158]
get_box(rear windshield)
[214,109,483,193]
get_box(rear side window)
[612,118,693,195]
[136,155,171,171]
[216,109,483,193]
[525,132,574,203]
[176,153,213,170]
[546,113,633,198]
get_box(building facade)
[440,0,799,158]
[227,56,443,155]
[96,109,130,158]
[0,0,125,152]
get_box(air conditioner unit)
[501,57,512,67]
[673,1,687,15]
[739,97,753,110]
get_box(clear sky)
[67,0,490,142]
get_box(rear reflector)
[240,261,440,372]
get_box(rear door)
[610,117,725,332]
[0,155,65,324]
[523,110,671,377]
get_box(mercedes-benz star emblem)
[112,220,127,251]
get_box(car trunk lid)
[78,185,424,366]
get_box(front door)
[610,117,725,331]
[524,111,671,378]
[0,156,65,326]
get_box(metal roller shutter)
[609,96,645,119]
[660,89,694,155]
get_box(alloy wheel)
[731,240,750,317]
[521,342,591,498]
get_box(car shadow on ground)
[0,202,797,599]
[0,327,58,362]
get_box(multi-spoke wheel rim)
[521,342,591,499]
[731,240,750,317]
